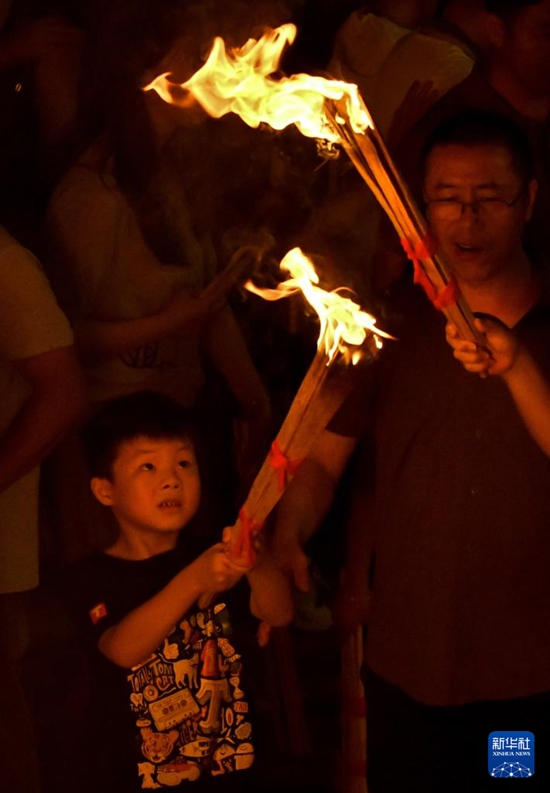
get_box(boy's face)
[92,436,201,541]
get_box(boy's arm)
[98,544,245,668]
[447,318,550,456]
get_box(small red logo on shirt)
[89,602,107,624]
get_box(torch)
[192,245,389,637]
[144,23,484,345]
[223,246,392,566]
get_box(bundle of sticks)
[324,97,482,345]
[228,347,366,565]
[226,249,388,565]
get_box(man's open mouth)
[455,243,481,251]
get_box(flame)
[144,23,372,143]
[246,248,391,363]
[144,28,388,361]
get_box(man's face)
[500,0,550,95]
[93,436,201,540]
[424,143,535,286]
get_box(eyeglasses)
[425,188,526,221]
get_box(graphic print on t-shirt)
[128,602,254,788]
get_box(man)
[395,0,550,272]
[274,110,550,791]
[0,227,86,792]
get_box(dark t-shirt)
[66,544,257,793]
[330,282,550,706]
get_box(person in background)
[329,1,478,141]
[45,2,275,563]
[0,0,85,245]
[0,224,86,792]
[387,0,550,286]
[316,1,484,305]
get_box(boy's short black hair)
[83,391,196,480]
[420,109,535,184]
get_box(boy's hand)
[222,525,259,571]
[191,543,247,597]
[446,317,520,377]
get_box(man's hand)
[272,536,311,593]
[446,317,520,377]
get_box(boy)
[68,390,292,792]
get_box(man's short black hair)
[420,109,535,184]
[83,391,196,480]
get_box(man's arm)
[272,429,358,591]
[0,345,86,492]
[447,318,550,456]
[247,538,293,628]
[503,350,550,456]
